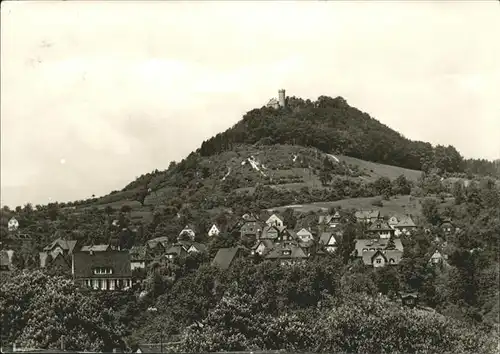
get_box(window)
[282,250,292,256]
[389,258,395,264]
[362,248,368,252]
[93,267,113,275]
[376,258,382,264]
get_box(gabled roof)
[43,238,78,253]
[165,245,188,257]
[266,213,284,225]
[265,242,308,260]
[367,220,394,232]
[129,245,149,261]
[260,224,281,239]
[296,228,313,236]
[147,236,169,249]
[188,242,207,253]
[73,250,132,278]
[251,239,274,250]
[319,232,336,245]
[333,211,341,218]
[395,215,416,228]
[362,249,403,265]
[80,244,110,252]
[355,210,380,219]
[212,247,241,270]
[355,238,404,255]
[179,225,196,236]
[318,215,333,224]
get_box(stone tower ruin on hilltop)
[266,89,287,109]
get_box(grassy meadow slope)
[62,144,424,223]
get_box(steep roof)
[129,246,149,261]
[318,215,333,224]
[362,249,403,265]
[212,247,241,270]
[165,245,188,257]
[188,242,208,253]
[319,232,335,245]
[355,210,380,219]
[80,244,110,252]
[73,250,132,279]
[43,238,78,253]
[265,241,308,260]
[368,220,394,232]
[355,238,404,255]
[251,239,274,250]
[260,224,281,239]
[395,215,416,228]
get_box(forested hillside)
[199,95,500,177]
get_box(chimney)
[278,89,286,108]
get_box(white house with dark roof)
[366,220,395,239]
[319,232,337,253]
[296,228,314,242]
[178,225,196,241]
[7,217,19,232]
[394,215,417,236]
[266,214,284,228]
[208,224,221,237]
[362,249,403,267]
[264,241,308,266]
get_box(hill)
[1,93,498,248]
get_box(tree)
[373,177,392,197]
[0,271,125,352]
[452,181,465,205]
[421,198,441,226]
[392,174,412,195]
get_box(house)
[146,237,168,258]
[72,250,133,291]
[366,220,395,239]
[207,224,221,237]
[0,250,13,272]
[39,238,78,268]
[362,249,403,267]
[388,216,399,228]
[212,247,244,270]
[393,215,417,236]
[238,215,263,239]
[259,224,282,240]
[429,250,448,265]
[186,242,207,254]
[318,211,342,229]
[42,238,78,258]
[276,228,297,242]
[296,228,314,242]
[264,241,308,266]
[7,217,19,232]
[251,239,275,256]
[129,246,149,270]
[265,213,284,228]
[440,219,455,235]
[80,244,111,252]
[400,292,419,308]
[178,225,196,241]
[319,232,337,253]
[297,239,315,256]
[355,210,381,224]
[354,238,404,256]
[164,244,188,260]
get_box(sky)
[1,1,499,208]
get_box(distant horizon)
[2,1,499,207]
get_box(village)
[1,208,452,291]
